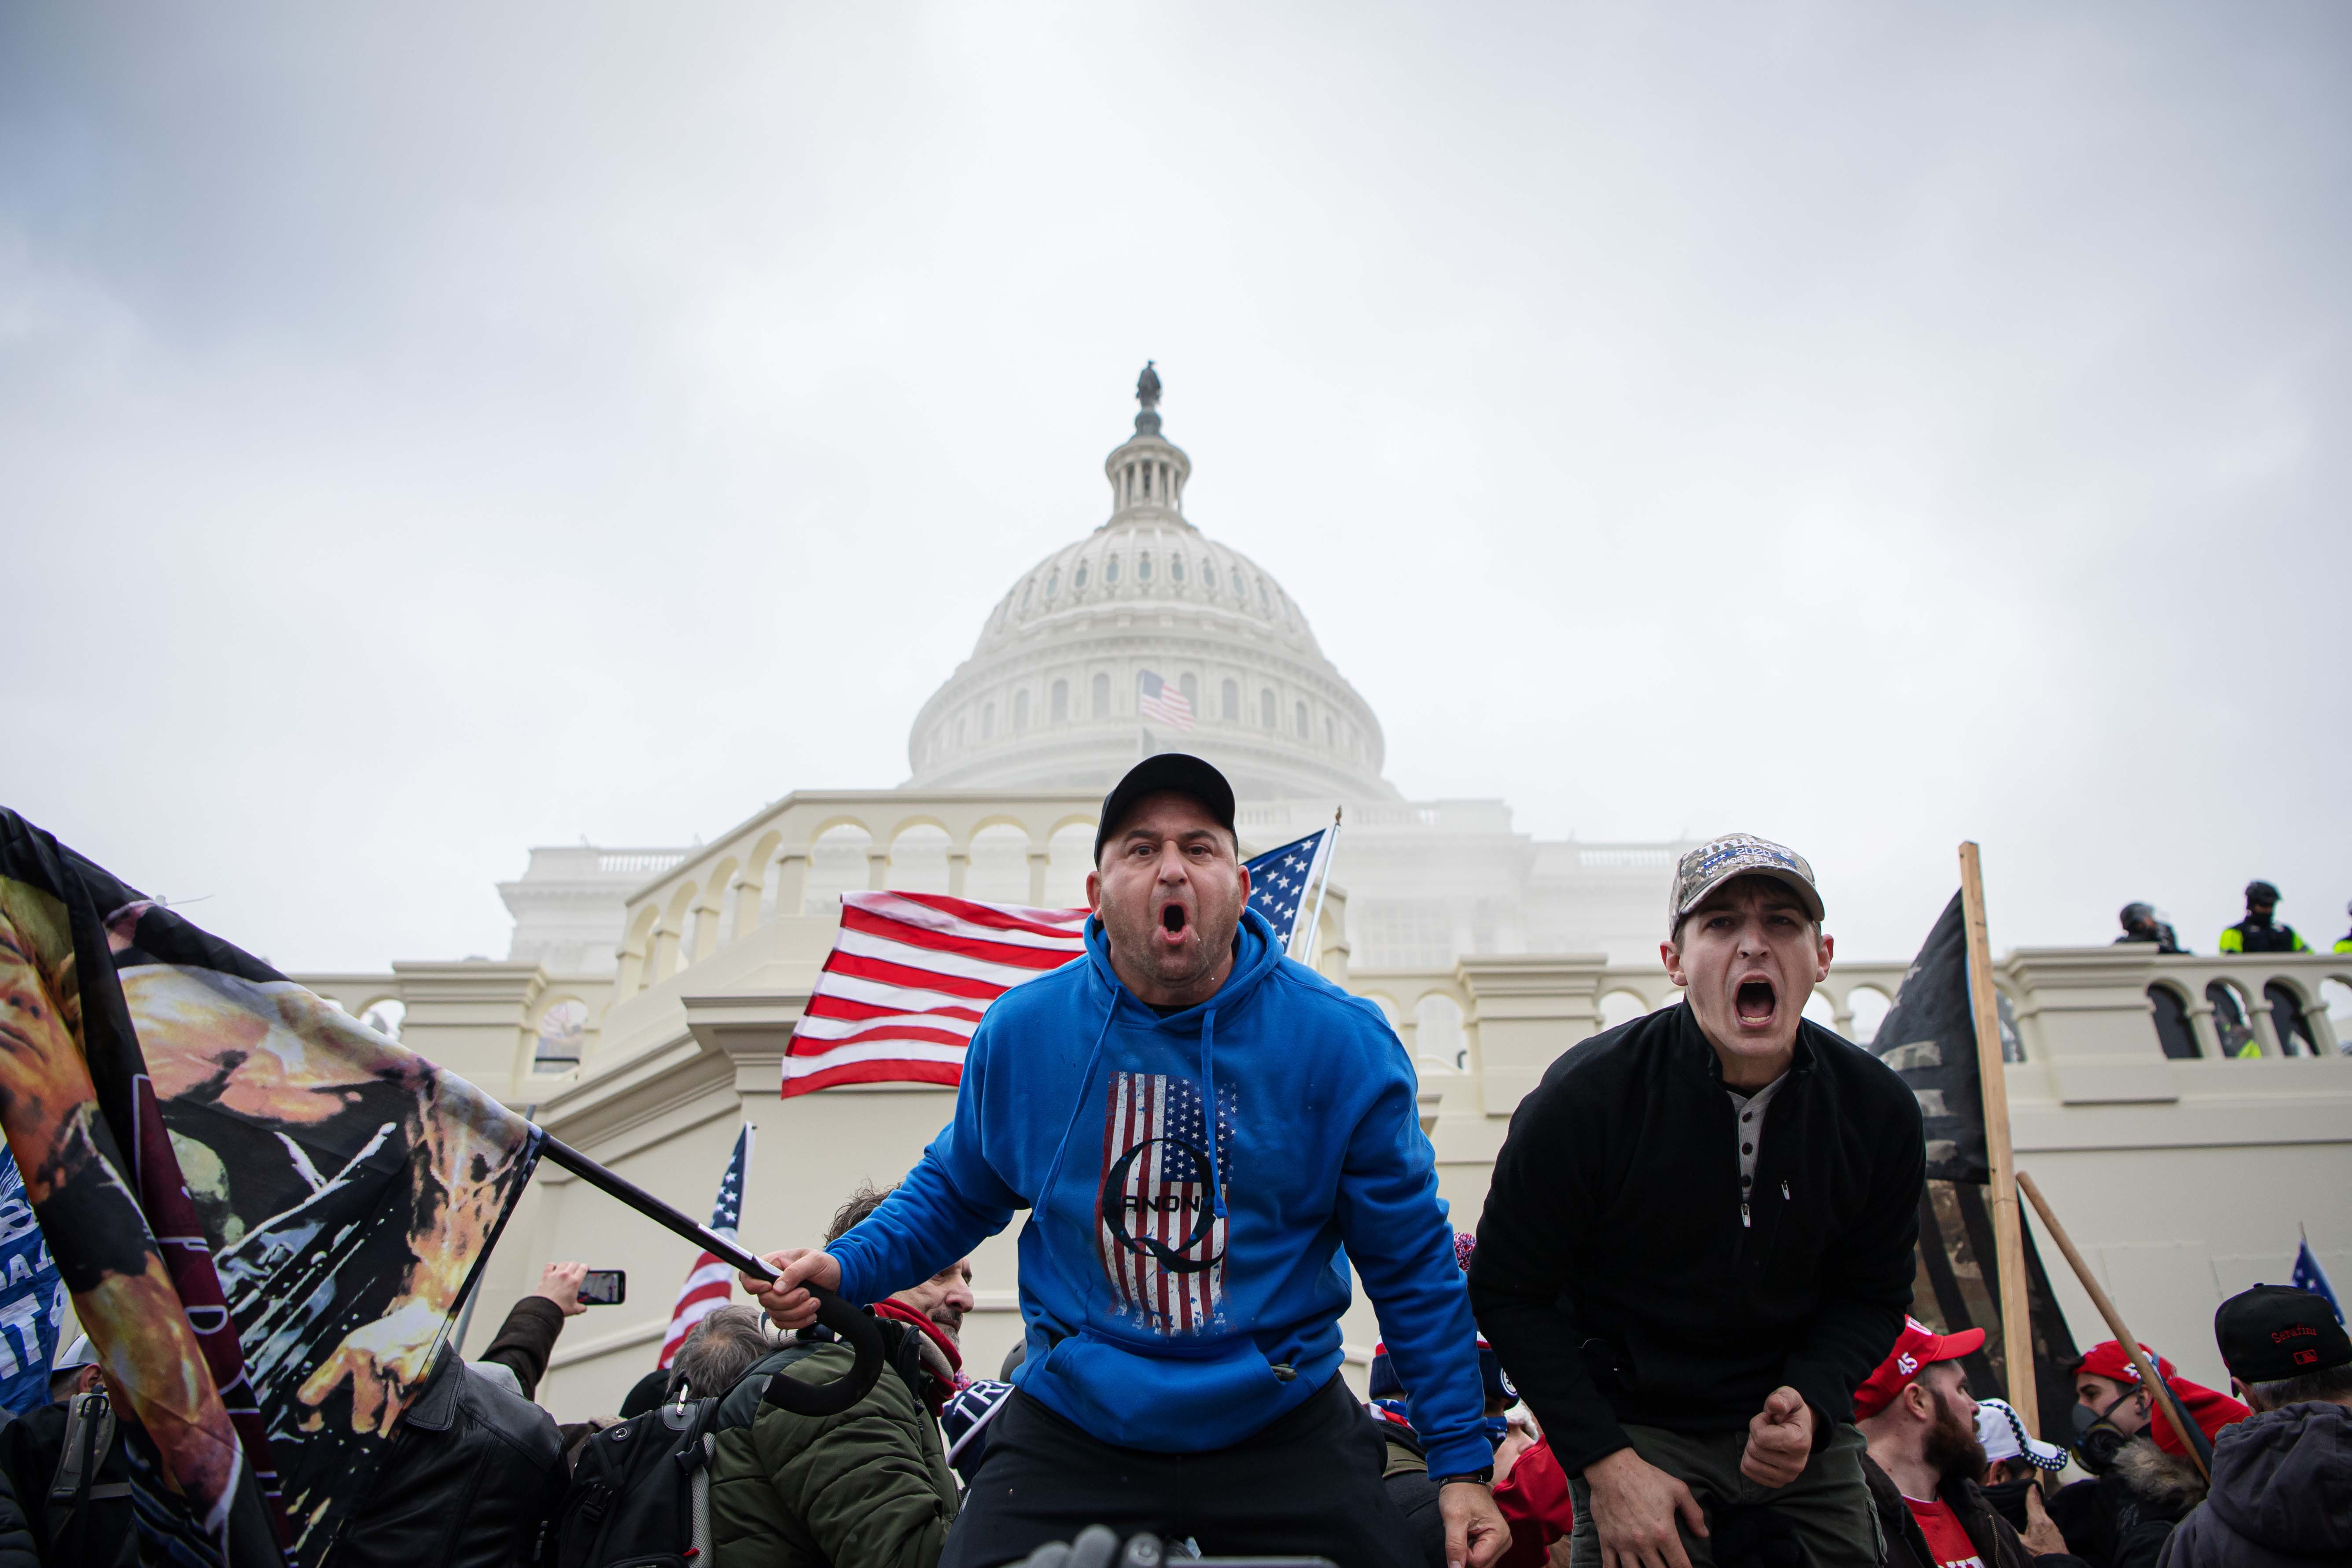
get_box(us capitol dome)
[904,365,1399,802]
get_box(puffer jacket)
[707,1321,958,1568]
[334,1344,568,1568]
[2157,1401,2352,1566]
[2051,1440,2208,1568]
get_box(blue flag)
[1244,825,1337,959]
[0,1145,65,1413]
[2294,1235,2342,1323]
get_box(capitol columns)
[1027,850,1050,906]
[1456,955,1609,1119]
[773,852,810,919]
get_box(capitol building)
[297,372,2352,1424]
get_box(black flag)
[1870,891,2019,1184]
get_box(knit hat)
[2069,1340,2249,1458]
[1973,1397,2066,1471]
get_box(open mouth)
[1734,978,1778,1028]
[1160,903,1189,936]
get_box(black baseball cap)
[2215,1285,2350,1383]
[1093,754,1237,863]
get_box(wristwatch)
[1430,1468,1495,1487]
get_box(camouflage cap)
[1669,832,1824,934]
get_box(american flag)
[1137,670,1195,730]
[2295,1233,2342,1323]
[1245,824,1338,959]
[783,891,1090,1097]
[659,1122,754,1369]
[1096,1071,1234,1334]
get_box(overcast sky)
[3,2,2346,975]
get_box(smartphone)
[579,1269,626,1307]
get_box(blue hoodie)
[825,905,1493,1479]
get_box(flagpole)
[533,1129,883,1417]
[1297,807,1342,966]
[1959,841,2037,1439]
[2018,1170,2211,1480]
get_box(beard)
[927,1302,964,1343]
[1922,1388,1989,1483]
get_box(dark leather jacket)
[332,1346,567,1568]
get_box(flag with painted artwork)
[1244,824,1338,960]
[2295,1232,2342,1323]
[0,807,539,1567]
[660,1123,754,1367]
[0,1145,64,1413]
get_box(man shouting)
[747,755,1508,1568]
[1469,834,1922,1567]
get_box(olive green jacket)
[708,1333,958,1568]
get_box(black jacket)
[2156,1401,2352,1566]
[1468,1003,1922,1471]
[1864,1454,2089,1568]
[333,1345,568,1568]
[2049,1441,2207,1568]
[479,1294,567,1401]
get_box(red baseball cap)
[1854,1317,1986,1420]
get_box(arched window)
[1294,701,1309,738]
[1260,688,1277,729]
[1013,689,1030,730]
[2208,980,2254,1056]
[2148,984,2199,1060]
[1020,579,1032,610]
[1140,465,1151,498]
[2267,983,2317,1056]
[1045,568,1060,598]
[1234,571,1248,601]
[1325,716,1336,747]
[1221,679,1239,721]
[534,999,589,1071]
[1259,580,1272,611]
[1092,673,1111,718]
[1051,679,1069,722]
[983,703,997,740]
[1180,673,1198,710]
[1170,555,1185,583]
[955,717,966,747]
[1204,561,1218,589]
[1105,555,1121,584]
[361,998,406,1041]
[1138,552,1153,582]
[1075,561,1090,590]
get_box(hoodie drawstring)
[1038,985,1123,1237]
[1198,1005,1226,1220]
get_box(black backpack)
[548,1342,843,1568]
[546,1394,725,1568]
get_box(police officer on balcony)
[2113,902,2185,953]
[2219,880,2308,954]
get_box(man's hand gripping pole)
[532,1130,885,1415]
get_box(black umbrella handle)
[531,1130,886,1415]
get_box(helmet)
[2246,880,2281,906]
[2120,902,2155,930]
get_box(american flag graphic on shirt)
[1096,1071,1236,1333]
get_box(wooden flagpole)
[2017,1170,2210,1481]
[1959,841,2038,1438]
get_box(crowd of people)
[2,756,2344,1567]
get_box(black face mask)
[2071,1391,2139,1475]
[1980,1476,2035,1529]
